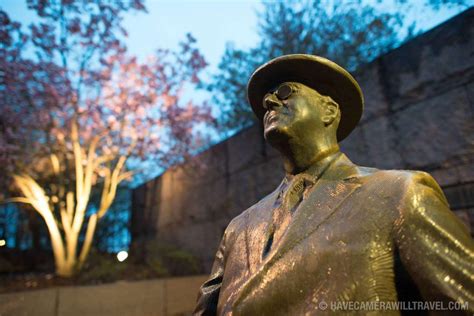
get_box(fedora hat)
[247,54,364,141]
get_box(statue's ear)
[322,98,339,126]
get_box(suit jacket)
[194,153,474,315]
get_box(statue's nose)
[264,94,282,111]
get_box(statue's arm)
[394,171,474,310]
[193,233,226,316]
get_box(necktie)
[263,173,316,258]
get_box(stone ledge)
[0,275,207,316]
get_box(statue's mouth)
[265,111,280,125]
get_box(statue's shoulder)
[353,167,448,220]
[369,168,435,184]
[359,167,442,195]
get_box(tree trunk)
[56,260,76,277]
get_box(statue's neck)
[281,143,340,175]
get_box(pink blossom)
[1,2,213,192]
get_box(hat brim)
[247,54,364,141]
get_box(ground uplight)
[117,250,128,262]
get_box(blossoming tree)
[0,1,213,277]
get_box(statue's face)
[262,82,327,145]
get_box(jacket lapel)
[244,182,283,273]
[266,154,362,263]
[235,155,363,307]
[279,177,361,258]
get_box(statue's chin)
[264,125,290,147]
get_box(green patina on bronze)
[195,54,474,315]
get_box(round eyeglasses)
[273,83,295,101]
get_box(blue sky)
[2,0,261,75]
[119,0,468,78]
[122,0,261,72]
[120,0,263,115]
[3,0,467,76]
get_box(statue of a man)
[194,55,474,315]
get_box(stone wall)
[131,127,284,270]
[132,8,474,272]
[0,275,207,316]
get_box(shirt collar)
[282,151,342,185]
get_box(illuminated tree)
[0,1,212,277]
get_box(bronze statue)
[194,55,474,315]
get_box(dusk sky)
[122,0,467,79]
[3,0,467,76]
